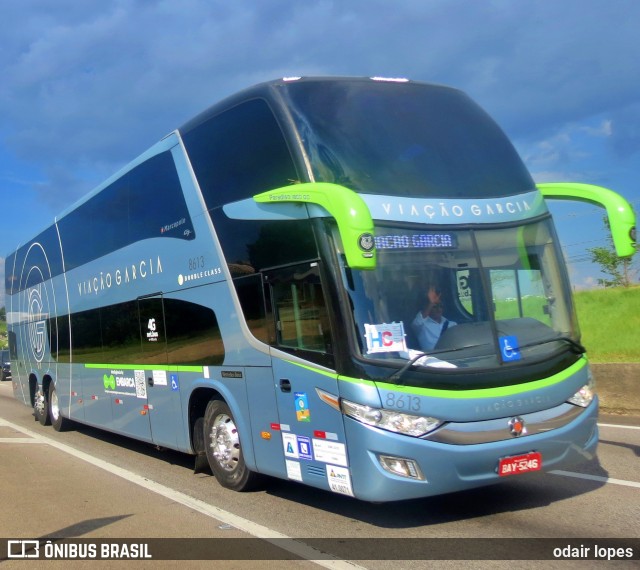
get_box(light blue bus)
[5,77,635,501]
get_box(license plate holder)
[498,451,542,477]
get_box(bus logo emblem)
[508,417,527,437]
[103,374,116,390]
[358,233,375,252]
[27,285,47,363]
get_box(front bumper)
[343,398,598,502]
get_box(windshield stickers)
[365,322,408,354]
[499,336,522,362]
[361,190,546,225]
[294,392,311,422]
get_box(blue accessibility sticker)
[499,336,521,362]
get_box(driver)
[412,286,457,351]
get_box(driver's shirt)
[411,312,457,351]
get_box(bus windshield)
[283,79,535,199]
[337,217,580,372]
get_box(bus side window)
[138,297,168,366]
[457,269,473,316]
[489,268,551,326]
[456,268,491,321]
[102,301,141,364]
[182,98,299,210]
[265,263,333,367]
[163,298,225,366]
[234,273,269,344]
[70,309,103,363]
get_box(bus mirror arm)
[253,182,377,270]
[537,183,636,258]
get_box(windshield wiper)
[387,352,428,384]
[386,349,464,384]
[518,335,586,354]
[385,336,584,385]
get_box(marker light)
[341,399,442,437]
[568,374,596,408]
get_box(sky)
[1,0,639,308]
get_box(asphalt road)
[0,379,638,569]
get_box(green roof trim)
[254,182,376,270]
[538,182,636,257]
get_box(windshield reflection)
[339,218,578,372]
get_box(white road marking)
[0,418,364,569]
[552,420,640,487]
[598,423,640,430]
[551,470,640,489]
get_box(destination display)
[374,232,458,250]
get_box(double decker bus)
[5,77,635,502]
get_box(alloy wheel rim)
[209,413,240,472]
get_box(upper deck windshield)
[337,217,581,375]
[282,79,535,198]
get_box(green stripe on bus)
[84,363,204,373]
[288,357,588,400]
[371,357,587,399]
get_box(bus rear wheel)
[34,384,50,426]
[49,383,73,432]
[203,399,260,492]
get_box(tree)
[587,216,638,288]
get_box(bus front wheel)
[203,399,260,492]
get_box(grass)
[574,286,640,363]
[0,319,6,349]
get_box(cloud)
[0,0,639,213]
[610,102,640,159]
[516,116,616,184]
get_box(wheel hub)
[209,414,240,472]
[50,389,60,421]
[35,390,46,415]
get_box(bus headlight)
[568,375,596,408]
[341,399,442,437]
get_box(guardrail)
[592,363,640,415]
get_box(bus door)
[137,295,181,449]
[264,262,350,490]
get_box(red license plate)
[498,451,542,477]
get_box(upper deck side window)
[6,151,194,296]
[58,150,194,273]
[4,224,63,296]
[180,98,300,210]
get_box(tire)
[33,384,51,426]
[203,399,260,491]
[49,383,73,432]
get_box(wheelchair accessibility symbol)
[499,336,521,362]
